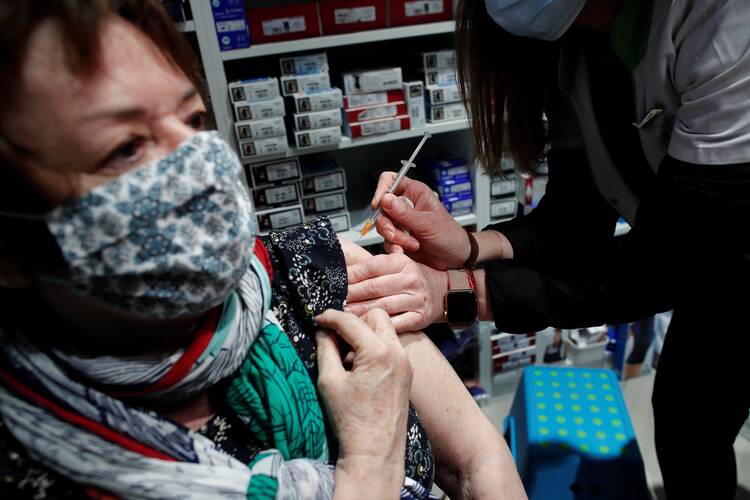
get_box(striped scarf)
[0,250,333,499]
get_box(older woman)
[0,1,524,499]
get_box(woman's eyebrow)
[81,87,199,122]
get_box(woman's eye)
[187,111,207,130]
[99,137,145,173]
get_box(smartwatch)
[444,269,478,326]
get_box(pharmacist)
[345,0,750,498]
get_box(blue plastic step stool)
[504,366,650,499]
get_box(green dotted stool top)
[526,366,635,458]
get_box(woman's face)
[1,15,207,207]
[0,15,211,352]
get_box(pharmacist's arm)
[400,332,527,500]
[476,148,620,268]
[485,155,750,333]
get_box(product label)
[429,85,461,104]
[269,209,302,228]
[405,0,444,17]
[425,70,457,86]
[355,104,399,121]
[335,6,376,24]
[256,122,284,138]
[315,193,345,212]
[314,172,345,192]
[491,179,516,197]
[443,181,472,195]
[258,138,284,155]
[362,74,401,91]
[216,19,246,33]
[314,131,339,146]
[267,161,299,182]
[265,185,297,204]
[346,92,388,108]
[328,214,350,232]
[262,16,306,36]
[491,200,516,219]
[359,119,401,136]
[280,53,328,76]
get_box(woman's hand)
[315,308,412,499]
[371,172,471,270]
[346,252,448,333]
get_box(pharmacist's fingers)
[371,171,399,209]
[375,212,420,252]
[390,312,426,335]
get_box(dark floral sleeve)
[261,216,435,492]
[262,216,347,378]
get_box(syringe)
[358,132,431,240]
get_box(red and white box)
[344,101,407,124]
[319,0,387,35]
[246,4,320,44]
[346,115,411,138]
[389,0,453,26]
[342,89,404,109]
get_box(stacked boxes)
[412,49,468,123]
[247,158,304,233]
[300,157,350,233]
[490,153,520,222]
[281,52,344,150]
[491,331,537,373]
[341,68,412,138]
[229,77,289,161]
[427,158,473,216]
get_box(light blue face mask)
[40,131,257,318]
[485,0,587,41]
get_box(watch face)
[447,290,476,325]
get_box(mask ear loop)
[0,210,69,284]
[0,210,47,221]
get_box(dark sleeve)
[486,147,620,271]
[485,155,750,333]
[260,216,347,374]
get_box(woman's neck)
[154,390,216,431]
[32,280,203,356]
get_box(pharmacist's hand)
[346,252,447,333]
[315,309,411,491]
[338,236,372,267]
[372,172,470,270]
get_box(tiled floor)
[471,371,750,499]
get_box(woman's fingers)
[315,330,345,380]
[315,309,378,353]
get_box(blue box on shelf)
[211,0,251,51]
[442,191,473,215]
[437,174,472,197]
[428,158,470,180]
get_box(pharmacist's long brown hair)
[456,0,556,175]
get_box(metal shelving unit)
[184,2,494,244]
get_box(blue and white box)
[437,174,472,197]
[293,87,343,113]
[211,0,251,51]
[280,52,329,76]
[228,77,280,103]
[429,158,470,180]
[442,191,474,215]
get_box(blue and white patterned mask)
[44,131,257,318]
